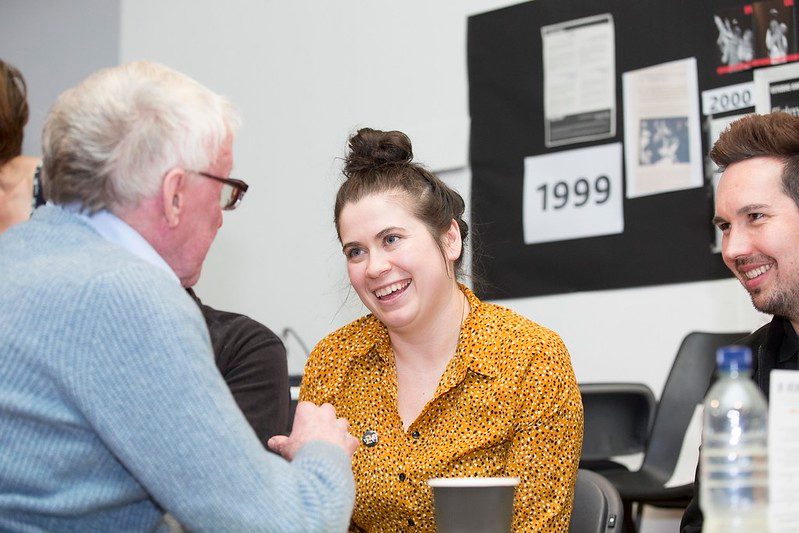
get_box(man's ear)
[161,168,187,228]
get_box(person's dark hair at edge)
[0,59,29,165]
[333,127,469,276]
[711,111,799,208]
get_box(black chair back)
[580,383,656,462]
[569,469,623,533]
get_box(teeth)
[745,265,772,279]
[374,281,410,298]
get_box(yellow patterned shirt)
[300,286,583,532]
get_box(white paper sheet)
[541,14,616,147]
[769,370,799,532]
[622,58,703,199]
[754,62,799,115]
[522,143,623,245]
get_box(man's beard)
[749,281,799,321]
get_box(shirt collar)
[778,317,799,364]
[355,284,501,379]
[62,203,180,284]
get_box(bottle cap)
[716,345,752,373]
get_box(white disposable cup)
[428,477,520,533]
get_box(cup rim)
[427,477,521,488]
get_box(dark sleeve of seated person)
[186,288,290,448]
[679,467,702,533]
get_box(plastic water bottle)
[700,345,769,532]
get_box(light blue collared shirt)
[64,204,179,284]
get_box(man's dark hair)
[711,112,799,207]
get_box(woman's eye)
[385,234,400,245]
[717,222,730,233]
[346,247,364,259]
[749,212,765,222]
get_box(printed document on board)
[541,13,616,147]
[622,58,703,198]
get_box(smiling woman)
[299,127,584,532]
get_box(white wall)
[0,0,120,157]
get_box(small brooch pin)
[361,429,379,447]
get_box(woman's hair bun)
[344,127,412,176]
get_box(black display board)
[467,0,757,299]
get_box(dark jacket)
[187,288,290,448]
[680,316,794,532]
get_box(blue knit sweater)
[0,206,354,532]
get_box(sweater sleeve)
[68,266,354,532]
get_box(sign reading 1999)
[523,143,623,245]
[535,175,611,210]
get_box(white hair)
[42,61,241,212]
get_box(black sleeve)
[679,463,703,533]
[212,314,290,447]
[188,290,290,448]
[32,164,46,209]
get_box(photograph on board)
[752,0,797,65]
[713,5,754,74]
[638,117,690,166]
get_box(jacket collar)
[777,316,799,364]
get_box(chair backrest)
[579,382,656,461]
[642,331,749,480]
[569,469,623,533]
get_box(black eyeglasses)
[194,171,249,210]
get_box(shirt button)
[398,473,406,481]
[411,430,420,439]
[407,518,415,526]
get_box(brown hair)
[0,59,29,165]
[711,112,799,206]
[334,127,469,275]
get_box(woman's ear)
[444,218,463,262]
[161,168,187,228]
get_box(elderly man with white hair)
[0,61,358,532]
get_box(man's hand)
[267,401,359,461]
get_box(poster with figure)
[752,0,797,65]
[623,58,703,199]
[713,5,755,74]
